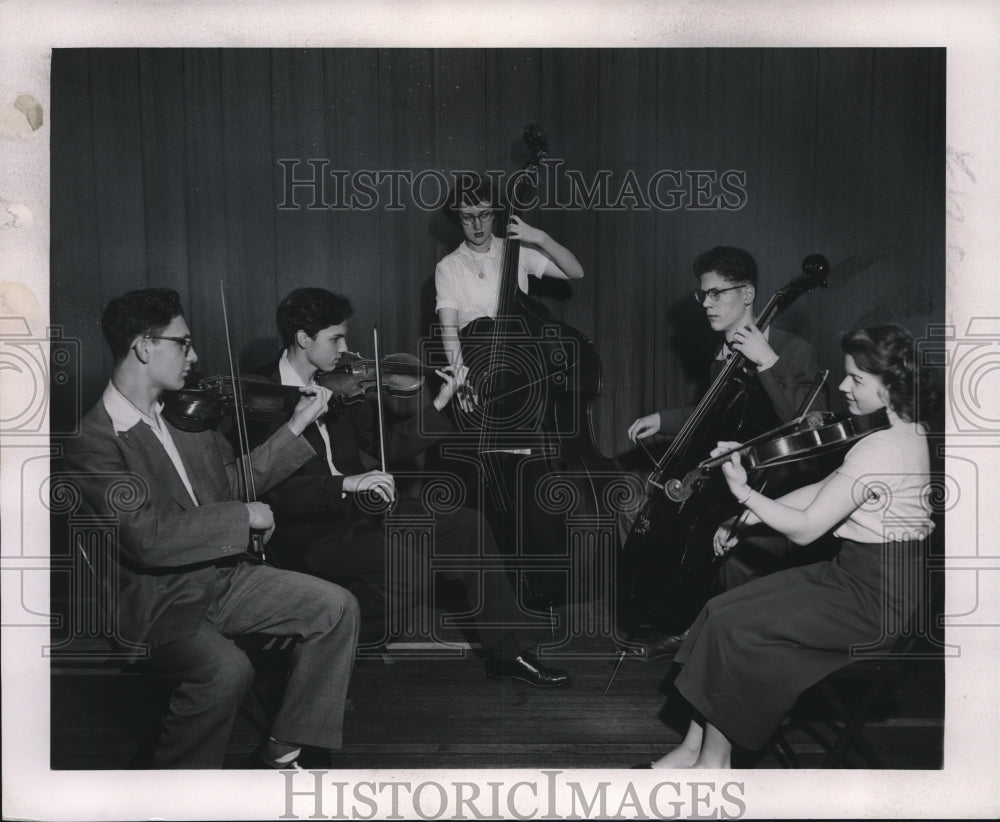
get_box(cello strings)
[650,288,786,474]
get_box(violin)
[162,375,306,432]
[663,407,891,503]
[316,351,426,412]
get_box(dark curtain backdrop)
[51,48,944,457]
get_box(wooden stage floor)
[50,601,944,771]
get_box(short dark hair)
[693,246,758,288]
[841,325,942,424]
[444,173,499,224]
[101,288,184,362]
[276,287,354,348]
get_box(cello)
[617,256,830,636]
[438,125,621,608]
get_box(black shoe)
[244,748,303,770]
[639,629,689,660]
[485,650,572,688]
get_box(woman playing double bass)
[644,325,940,768]
[434,173,584,408]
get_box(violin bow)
[791,369,830,426]
[372,325,388,473]
[220,280,265,560]
[698,370,832,470]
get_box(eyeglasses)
[693,284,746,303]
[459,210,494,226]
[145,334,194,356]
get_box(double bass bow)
[617,255,831,637]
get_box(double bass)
[618,256,830,636]
[438,125,620,608]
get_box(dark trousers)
[144,562,359,768]
[276,501,525,660]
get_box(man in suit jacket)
[628,246,827,444]
[63,288,360,769]
[245,287,571,689]
[626,247,830,656]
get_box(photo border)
[2,1,998,819]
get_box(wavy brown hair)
[841,325,942,425]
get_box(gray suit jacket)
[63,398,315,651]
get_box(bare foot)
[650,745,699,769]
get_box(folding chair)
[770,556,946,769]
[770,633,925,767]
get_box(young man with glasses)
[628,246,824,445]
[626,247,828,656]
[63,288,361,769]
[434,174,584,401]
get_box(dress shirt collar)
[102,380,165,434]
[279,349,309,388]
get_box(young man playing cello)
[626,246,828,657]
[244,287,572,688]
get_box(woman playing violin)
[646,325,940,768]
[434,174,584,407]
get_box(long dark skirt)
[673,539,923,751]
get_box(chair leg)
[770,656,900,768]
[769,728,801,768]
[820,663,897,768]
